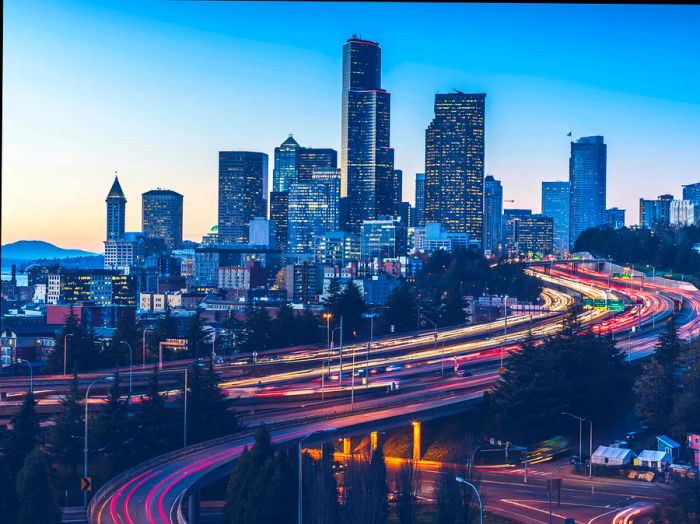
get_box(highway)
[84,266,699,524]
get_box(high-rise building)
[272,135,301,192]
[106,176,127,241]
[248,217,277,248]
[511,215,554,256]
[341,37,394,232]
[392,169,403,217]
[298,148,337,183]
[569,136,607,245]
[639,195,673,230]
[313,231,360,265]
[425,92,486,244]
[414,173,426,227]
[360,217,406,260]
[269,192,289,250]
[606,208,626,229]
[142,189,183,249]
[541,181,570,254]
[287,168,341,253]
[682,183,700,204]
[218,151,268,245]
[483,176,503,255]
[670,200,700,227]
[503,209,532,255]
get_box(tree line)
[0,364,239,523]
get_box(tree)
[663,474,700,524]
[183,363,240,445]
[237,306,273,353]
[435,465,461,524]
[323,278,342,317]
[131,370,176,465]
[635,359,674,435]
[47,375,83,500]
[90,374,132,481]
[655,317,683,372]
[47,306,102,373]
[670,339,700,440]
[102,308,138,367]
[15,448,61,524]
[304,442,339,524]
[271,303,296,348]
[186,308,209,358]
[336,281,367,340]
[396,460,421,524]
[378,284,418,335]
[4,393,40,474]
[0,456,17,524]
[156,303,179,343]
[438,286,466,327]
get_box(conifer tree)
[15,448,61,524]
[48,375,83,497]
[5,393,40,474]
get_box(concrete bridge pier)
[412,421,421,463]
[343,437,352,457]
[370,431,379,453]
[188,490,200,524]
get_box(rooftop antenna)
[452,88,464,94]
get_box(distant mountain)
[1,240,97,262]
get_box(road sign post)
[80,476,92,493]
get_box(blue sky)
[3,1,700,250]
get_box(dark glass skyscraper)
[218,151,268,245]
[683,183,700,203]
[414,173,425,227]
[288,168,340,253]
[639,195,673,230]
[542,181,570,254]
[142,189,183,250]
[425,93,486,243]
[341,37,394,232]
[569,136,606,245]
[106,175,126,241]
[483,175,503,255]
[272,135,301,193]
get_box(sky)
[3,1,700,252]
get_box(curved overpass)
[88,269,697,524]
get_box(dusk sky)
[3,1,700,252]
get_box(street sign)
[593,299,606,308]
[80,477,92,492]
[498,366,505,375]
[607,299,624,312]
[582,298,594,307]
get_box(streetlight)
[420,314,440,374]
[322,324,342,401]
[561,412,592,478]
[455,476,483,524]
[17,358,33,394]
[298,428,336,524]
[84,376,115,506]
[363,306,386,387]
[628,326,637,364]
[119,341,133,402]
[500,295,509,372]
[63,333,75,376]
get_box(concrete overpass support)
[343,437,352,457]
[188,490,200,524]
[370,431,379,453]
[412,421,421,463]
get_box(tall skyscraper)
[639,194,673,230]
[298,148,338,183]
[414,173,426,227]
[142,189,183,249]
[683,183,700,203]
[341,37,394,232]
[270,191,289,250]
[569,136,607,245]
[541,181,570,254]
[218,151,268,245]
[106,175,126,241]
[272,135,301,192]
[483,175,503,255]
[424,92,486,243]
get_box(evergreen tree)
[90,375,131,481]
[185,308,209,358]
[296,310,322,346]
[183,363,240,445]
[437,285,465,327]
[15,448,61,524]
[5,393,40,474]
[636,359,674,434]
[369,446,389,524]
[670,339,700,440]
[0,456,17,524]
[47,306,88,373]
[655,317,683,371]
[47,375,83,498]
[304,443,339,524]
[103,309,138,367]
[157,304,179,343]
[131,370,175,464]
[337,281,367,340]
[378,284,418,335]
[271,303,295,348]
[323,278,342,318]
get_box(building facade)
[670,200,700,227]
[424,92,486,244]
[483,175,503,255]
[360,217,406,261]
[414,172,426,227]
[683,183,700,204]
[218,151,268,244]
[606,207,626,229]
[313,231,360,265]
[106,176,127,241]
[569,136,607,245]
[542,181,570,254]
[639,195,673,230]
[142,189,184,249]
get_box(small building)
[656,435,681,459]
[687,433,700,468]
[636,450,671,472]
[591,446,635,467]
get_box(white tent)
[637,450,671,472]
[591,445,635,466]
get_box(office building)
[414,173,426,227]
[503,209,532,255]
[414,222,470,254]
[106,175,127,241]
[606,208,626,229]
[47,269,137,306]
[541,181,570,254]
[639,195,673,230]
[503,213,553,256]
[392,169,403,217]
[142,189,183,249]
[360,217,406,260]
[683,183,700,204]
[298,148,337,183]
[248,217,277,248]
[104,232,146,273]
[670,200,700,227]
[269,192,289,250]
[218,151,268,244]
[272,135,301,192]
[483,175,503,255]
[569,136,607,244]
[341,37,395,232]
[313,231,360,265]
[425,92,486,244]
[287,168,341,253]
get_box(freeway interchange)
[5,263,698,524]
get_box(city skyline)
[3,1,700,251]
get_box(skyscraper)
[272,135,301,193]
[606,208,625,229]
[683,183,700,204]
[541,181,570,254]
[639,195,673,230]
[569,136,607,245]
[483,175,503,255]
[424,92,486,243]
[106,175,126,241]
[218,151,268,245]
[142,189,183,249]
[414,173,426,227]
[341,37,394,232]
[298,148,338,183]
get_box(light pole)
[183,366,189,447]
[142,327,152,370]
[84,376,115,506]
[363,306,386,387]
[562,412,593,478]
[17,358,33,394]
[298,428,336,524]
[119,341,133,402]
[420,314,439,374]
[455,476,483,524]
[500,295,509,372]
[63,333,74,376]
[628,326,636,364]
[323,325,342,401]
